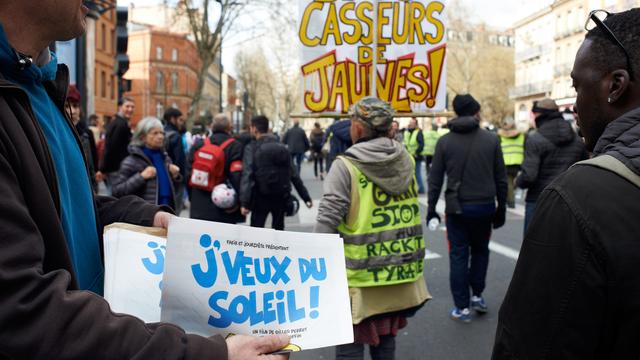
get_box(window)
[172,48,178,62]
[111,29,116,54]
[171,72,179,93]
[156,46,163,60]
[101,71,106,98]
[156,72,165,92]
[111,75,116,100]
[101,23,106,50]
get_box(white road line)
[488,241,520,260]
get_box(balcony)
[509,81,553,99]
[515,45,551,63]
[554,62,573,77]
[553,26,584,40]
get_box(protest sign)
[161,217,353,351]
[103,224,166,323]
[298,0,447,113]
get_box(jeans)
[250,194,286,230]
[524,201,537,236]
[292,152,304,175]
[446,214,493,310]
[313,151,324,177]
[335,335,396,360]
[415,159,425,194]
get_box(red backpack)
[189,137,235,192]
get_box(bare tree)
[234,47,276,120]
[177,0,245,123]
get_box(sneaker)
[471,296,488,314]
[450,307,471,323]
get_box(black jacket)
[283,124,310,154]
[240,134,311,208]
[493,107,640,359]
[101,113,131,173]
[76,119,98,189]
[0,66,226,359]
[164,122,186,179]
[428,116,508,213]
[188,131,245,223]
[112,145,180,207]
[516,112,588,202]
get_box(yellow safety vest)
[403,129,420,156]
[437,127,450,137]
[421,129,440,156]
[500,133,525,166]
[336,157,426,288]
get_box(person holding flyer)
[315,97,431,360]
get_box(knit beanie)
[452,94,481,116]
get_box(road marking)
[425,249,442,260]
[488,241,520,260]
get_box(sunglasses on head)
[585,10,635,80]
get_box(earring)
[608,97,612,103]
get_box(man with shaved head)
[0,1,289,358]
[493,8,640,359]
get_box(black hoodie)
[428,116,507,213]
[516,112,588,202]
[493,108,640,359]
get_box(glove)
[493,206,506,229]
[426,210,441,224]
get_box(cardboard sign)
[160,217,353,351]
[298,0,448,113]
[103,224,166,323]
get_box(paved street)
[181,160,525,359]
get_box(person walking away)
[282,119,310,175]
[241,115,313,230]
[515,98,588,232]
[112,117,181,208]
[188,114,245,224]
[493,9,640,359]
[403,117,426,194]
[498,117,525,209]
[310,122,325,179]
[422,120,440,176]
[316,97,431,360]
[427,94,508,323]
[324,119,352,171]
[66,84,98,191]
[163,107,187,213]
[99,97,136,190]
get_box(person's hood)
[536,113,576,146]
[593,107,640,176]
[344,137,414,196]
[448,116,479,134]
[332,120,352,141]
[498,128,520,138]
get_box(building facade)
[94,4,118,124]
[124,25,202,125]
[512,0,640,130]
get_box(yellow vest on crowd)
[500,133,525,166]
[336,157,426,288]
[403,129,420,156]
[421,129,440,156]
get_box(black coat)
[164,122,186,179]
[187,131,245,223]
[493,107,640,359]
[283,124,310,154]
[101,114,131,173]
[112,145,180,207]
[0,67,228,359]
[428,116,508,213]
[516,112,588,202]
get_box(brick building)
[124,24,202,125]
[94,4,118,124]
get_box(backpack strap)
[220,137,235,150]
[573,154,640,188]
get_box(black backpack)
[253,141,292,195]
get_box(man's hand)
[426,210,441,224]
[241,207,251,216]
[141,166,157,180]
[305,200,313,208]
[169,164,180,178]
[95,171,105,183]
[227,334,290,360]
[153,211,174,229]
[493,206,506,229]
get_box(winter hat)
[531,98,559,113]
[349,96,395,133]
[452,94,481,116]
[67,84,81,104]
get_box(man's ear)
[608,69,631,103]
